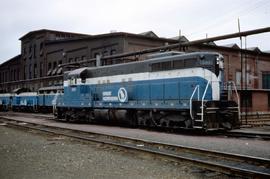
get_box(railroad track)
[2,112,270,141]
[0,117,269,178]
[0,112,54,120]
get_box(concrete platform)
[231,125,270,135]
[0,113,269,159]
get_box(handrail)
[52,91,60,115]
[189,85,200,120]
[200,80,211,122]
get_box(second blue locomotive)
[0,86,63,112]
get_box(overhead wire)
[186,0,268,39]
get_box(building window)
[23,47,27,60]
[24,65,27,79]
[14,70,16,81]
[103,50,108,56]
[57,67,63,75]
[17,69,20,80]
[262,72,270,89]
[268,93,270,108]
[34,64,37,78]
[110,49,116,55]
[48,62,52,70]
[94,52,100,58]
[241,91,252,108]
[29,64,32,79]
[40,43,44,56]
[68,58,73,63]
[47,62,52,76]
[33,44,36,58]
[53,62,57,69]
[5,71,8,82]
[10,69,13,81]
[40,62,43,77]
[29,45,32,59]
[52,62,57,75]
[82,56,86,61]
[236,71,241,86]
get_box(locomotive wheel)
[57,109,64,119]
[128,110,138,127]
[65,111,71,122]
[85,111,95,123]
[137,111,148,127]
[138,118,146,126]
[160,119,169,128]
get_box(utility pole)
[179,29,182,51]
[244,36,248,124]
[238,18,243,124]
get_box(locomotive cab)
[198,53,224,82]
[192,54,240,130]
[56,68,94,121]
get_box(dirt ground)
[0,125,232,179]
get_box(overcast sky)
[0,0,269,63]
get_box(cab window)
[69,77,77,86]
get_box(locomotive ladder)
[190,80,211,129]
[190,81,241,129]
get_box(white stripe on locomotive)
[64,67,220,100]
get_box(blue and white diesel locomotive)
[0,93,12,111]
[37,86,63,113]
[0,86,63,112]
[12,92,38,111]
[55,51,240,130]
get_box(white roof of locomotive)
[0,93,12,97]
[15,92,37,96]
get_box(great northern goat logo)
[118,87,128,102]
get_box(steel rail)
[0,116,269,178]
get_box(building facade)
[0,29,270,115]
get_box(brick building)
[190,43,270,113]
[0,29,270,115]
